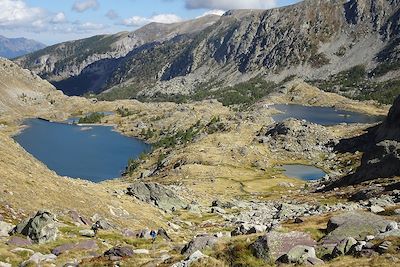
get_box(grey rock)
[79,229,96,237]
[277,245,317,264]
[323,211,392,244]
[250,231,316,261]
[6,236,32,246]
[0,221,13,237]
[0,262,11,267]
[211,207,225,214]
[68,210,91,226]
[104,246,134,259]
[133,249,149,254]
[377,229,400,238]
[127,182,186,212]
[181,234,218,256]
[331,237,357,257]
[52,243,76,256]
[21,252,57,266]
[386,221,398,231]
[11,210,58,244]
[369,205,385,213]
[377,241,392,254]
[158,228,172,241]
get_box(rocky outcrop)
[10,211,58,244]
[250,231,316,261]
[322,211,395,244]
[328,95,400,188]
[126,182,186,212]
[181,234,218,256]
[256,118,334,159]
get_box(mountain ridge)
[0,35,46,59]
[15,0,400,103]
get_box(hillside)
[14,15,220,96]
[0,35,45,59]
[15,0,400,103]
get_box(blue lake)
[282,164,326,181]
[272,104,384,126]
[13,119,151,182]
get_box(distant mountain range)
[14,0,400,104]
[0,35,46,59]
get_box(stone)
[277,245,316,264]
[75,240,98,250]
[331,237,357,257]
[0,262,11,267]
[377,241,392,254]
[377,229,400,238]
[181,234,218,256]
[323,212,393,244]
[68,210,90,226]
[365,235,375,241]
[0,221,13,237]
[104,246,134,259]
[11,210,58,244]
[133,249,149,254]
[6,236,32,246]
[79,229,96,237]
[168,222,181,231]
[172,250,208,267]
[370,205,385,213]
[294,217,304,224]
[92,219,113,231]
[52,240,98,255]
[127,182,186,212]
[231,223,267,236]
[250,231,316,261]
[158,228,172,241]
[386,221,398,231]
[52,243,76,256]
[21,252,57,266]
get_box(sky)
[0,0,299,45]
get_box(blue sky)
[0,0,299,45]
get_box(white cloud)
[197,9,225,18]
[185,0,277,10]
[51,12,67,24]
[0,0,45,27]
[122,13,182,27]
[72,0,99,13]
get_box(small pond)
[13,119,151,182]
[282,164,326,181]
[271,104,384,126]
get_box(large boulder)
[277,245,318,265]
[250,231,316,261]
[127,182,186,212]
[181,234,218,256]
[11,211,58,244]
[323,211,394,244]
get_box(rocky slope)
[327,94,400,187]
[14,15,220,96]
[0,36,45,59]
[15,0,400,101]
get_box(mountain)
[15,0,400,103]
[0,35,46,59]
[14,15,221,96]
